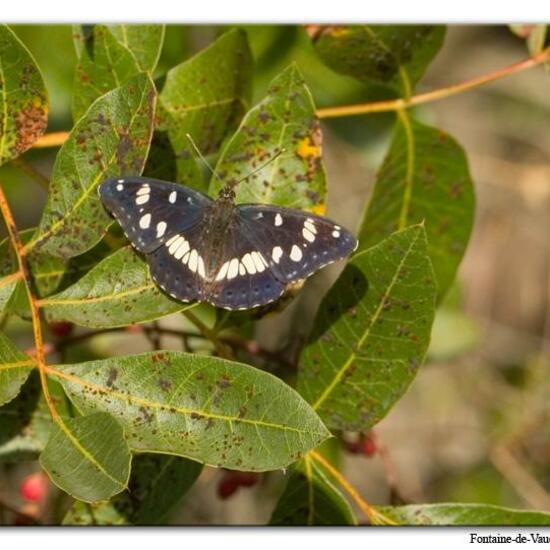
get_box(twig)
[316,47,550,119]
[182,309,234,359]
[0,183,60,423]
[32,131,69,149]
[490,445,550,511]
[309,450,397,525]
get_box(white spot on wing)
[216,261,230,281]
[169,191,177,204]
[174,238,190,260]
[117,179,124,184]
[136,194,150,205]
[239,262,246,276]
[165,234,179,247]
[303,227,315,242]
[169,236,184,255]
[136,185,150,196]
[198,256,206,278]
[227,258,240,279]
[304,219,317,234]
[156,221,167,238]
[251,252,266,272]
[139,213,151,229]
[274,213,283,226]
[188,249,198,272]
[332,230,341,238]
[116,183,124,191]
[290,245,303,262]
[272,246,283,264]
[242,253,256,274]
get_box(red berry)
[359,436,377,457]
[237,472,260,487]
[217,476,240,500]
[20,472,49,503]
[49,321,74,338]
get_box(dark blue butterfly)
[99,176,357,310]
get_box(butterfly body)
[99,176,357,310]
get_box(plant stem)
[0,184,60,423]
[316,47,550,119]
[182,309,234,359]
[309,450,397,525]
[32,131,69,149]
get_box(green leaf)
[39,246,191,328]
[0,273,19,314]
[0,371,71,461]
[63,454,202,525]
[376,503,550,526]
[72,25,140,120]
[297,226,436,431]
[312,25,445,96]
[40,412,131,502]
[209,63,327,213]
[0,229,118,320]
[0,25,48,165]
[0,331,34,406]
[49,351,330,471]
[30,73,156,259]
[359,116,475,301]
[270,457,356,525]
[158,28,253,187]
[108,25,165,73]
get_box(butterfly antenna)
[185,133,224,184]
[234,148,286,187]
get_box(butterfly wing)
[237,204,358,283]
[202,220,287,310]
[98,176,212,253]
[202,205,357,310]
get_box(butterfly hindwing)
[98,176,212,253]
[203,221,287,310]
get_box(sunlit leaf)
[157,28,253,187]
[0,273,20,314]
[39,246,190,328]
[0,25,48,165]
[312,25,445,96]
[30,73,156,259]
[270,457,356,525]
[108,25,165,73]
[63,454,202,525]
[72,26,139,120]
[40,412,131,502]
[377,503,550,526]
[49,351,330,471]
[210,63,327,213]
[297,226,436,431]
[0,331,34,406]
[360,116,475,301]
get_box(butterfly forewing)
[238,204,357,283]
[99,176,212,253]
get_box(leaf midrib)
[47,365,326,437]
[311,229,421,411]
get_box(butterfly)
[98,176,357,311]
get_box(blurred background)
[1,24,550,524]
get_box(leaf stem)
[32,131,69,149]
[0,183,60,423]
[182,310,234,359]
[309,450,397,525]
[316,47,550,119]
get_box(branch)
[0,184,60,423]
[316,47,550,119]
[309,450,397,525]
